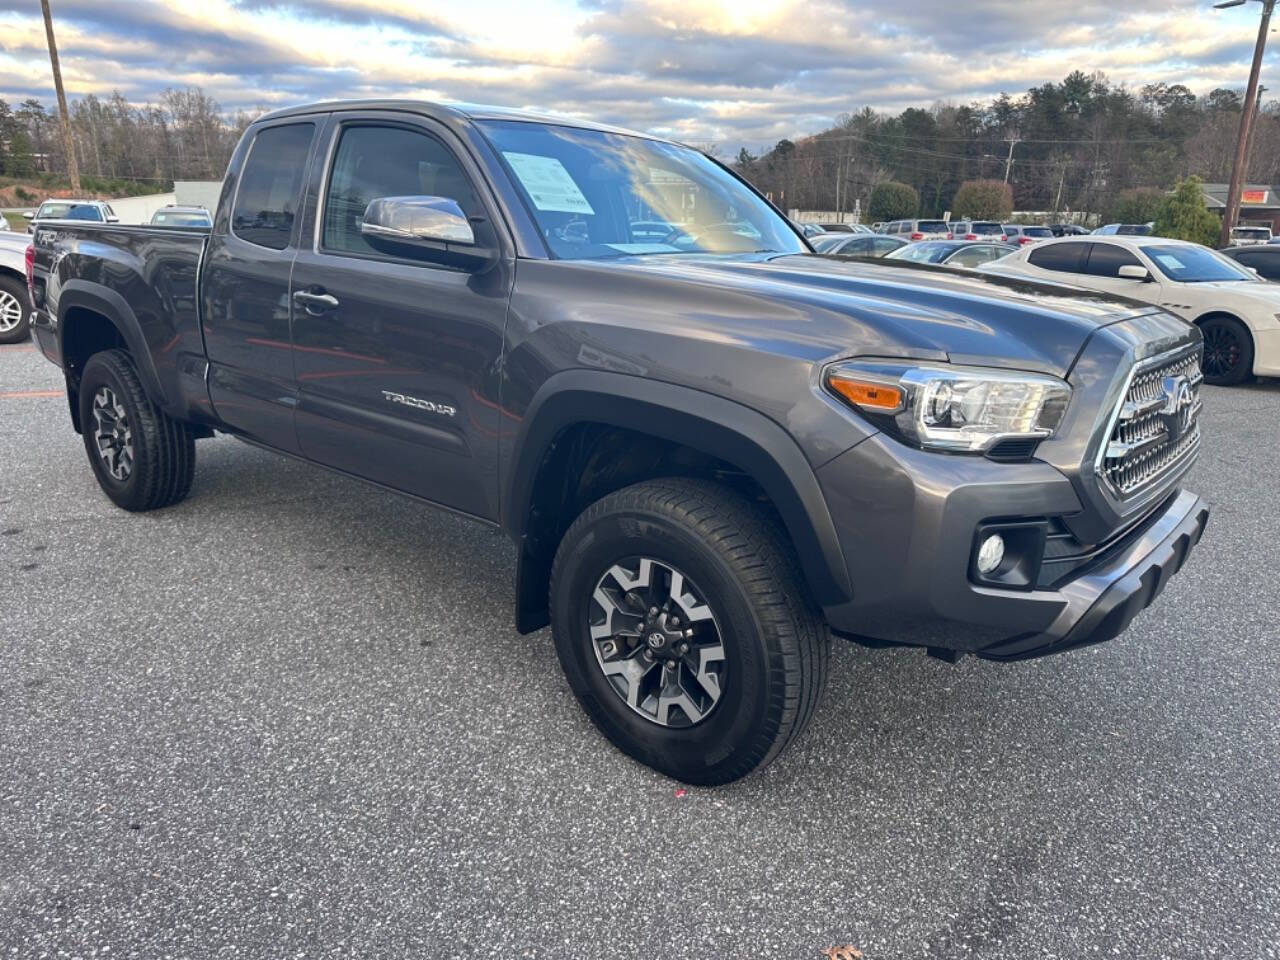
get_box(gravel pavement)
[2,342,1278,960]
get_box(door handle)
[293,289,340,313]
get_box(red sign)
[1242,189,1269,205]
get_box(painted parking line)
[0,389,65,399]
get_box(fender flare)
[57,280,170,409]
[504,369,854,630]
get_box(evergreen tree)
[1153,177,1221,247]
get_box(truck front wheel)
[78,349,196,511]
[549,477,829,785]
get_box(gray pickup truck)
[29,100,1209,784]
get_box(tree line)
[734,71,1273,222]
[0,87,258,196]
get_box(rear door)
[287,111,514,521]
[202,118,324,452]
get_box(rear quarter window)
[231,122,315,250]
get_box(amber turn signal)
[826,373,903,411]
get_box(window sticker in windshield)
[503,152,595,215]
[1154,254,1186,271]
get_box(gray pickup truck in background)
[29,100,1209,784]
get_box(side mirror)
[106,215,119,223]
[359,196,494,271]
[1117,264,1152,281]
[22,211,34,220]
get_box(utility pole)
[40,0,80,193]
[1002,136,1020,184]
[1244,84,1267,179]
[1217,0,1275,249]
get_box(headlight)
[825,360,1071,452]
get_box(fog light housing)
[976,534,1005,575]
[970,521,1048,591]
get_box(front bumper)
[816,434,1208,660]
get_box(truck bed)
[31,221,212,425]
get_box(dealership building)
[1201,182,1280,231]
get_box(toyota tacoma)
[28,100,1209,784]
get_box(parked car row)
[979,234,1280,385]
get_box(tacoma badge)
[381,390,457,417]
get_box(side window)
[322,124,482,257]
[1028,242,1088,273]
[1083,243,1143,277]
[232,123,315,250]
[1237,251,1280,280]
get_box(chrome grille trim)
[1096,344,1203,500]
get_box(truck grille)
[1098,345,1203,499]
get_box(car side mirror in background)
[1117,264,1153,281]
[22,211,34,219]
[360,195,495,271]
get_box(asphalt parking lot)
[1,342,1278,960]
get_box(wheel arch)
[504,369,854,634]
[57,282,170,431]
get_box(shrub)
[868,181,919,222]
[1109,188,1164,226]
[1152,176,1221,247]
[951,180,1013,220]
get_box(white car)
[0,231,32,343]
[978,234,1280,385]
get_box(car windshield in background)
[38,202,99,220]
[477,121,805,260]
[886,241,950,263]
[1234,228,1270,240]
[970,223,1003,235]
[1023,227,1054,238]
[1142,245,1253,283]
[152,211,210,226]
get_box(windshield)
[1141,244,1254,283]
[152,211,210,227]
[1023,227,1054,237]
[38,202,100,220]
[477,120,805,260]
[886,241,950,263]
[1233,228,1270,240]
[968,223,1003,235]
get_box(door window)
[1027,242,1088,273]
[322,124,483,258]
[232,123,315,250]
[1082,243,1144,277]
[1234,251,1280,280]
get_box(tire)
[78,349,196,511]
[1199,315,1254,386]
[0,274,31,344]
[549,477,829,785]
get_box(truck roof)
[255,98,665,143]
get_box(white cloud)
[0,0,1273,151]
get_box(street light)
[1216,0,1276,248]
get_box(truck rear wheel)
[0,274,31,344]
[79,349,196,511]
[549,477,829,785]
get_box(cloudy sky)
[0,0,1273,151]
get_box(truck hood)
[603,252,1160,377]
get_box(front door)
[288,114,513,521]
[202,119,323,453]
[1078,242,1165,302]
